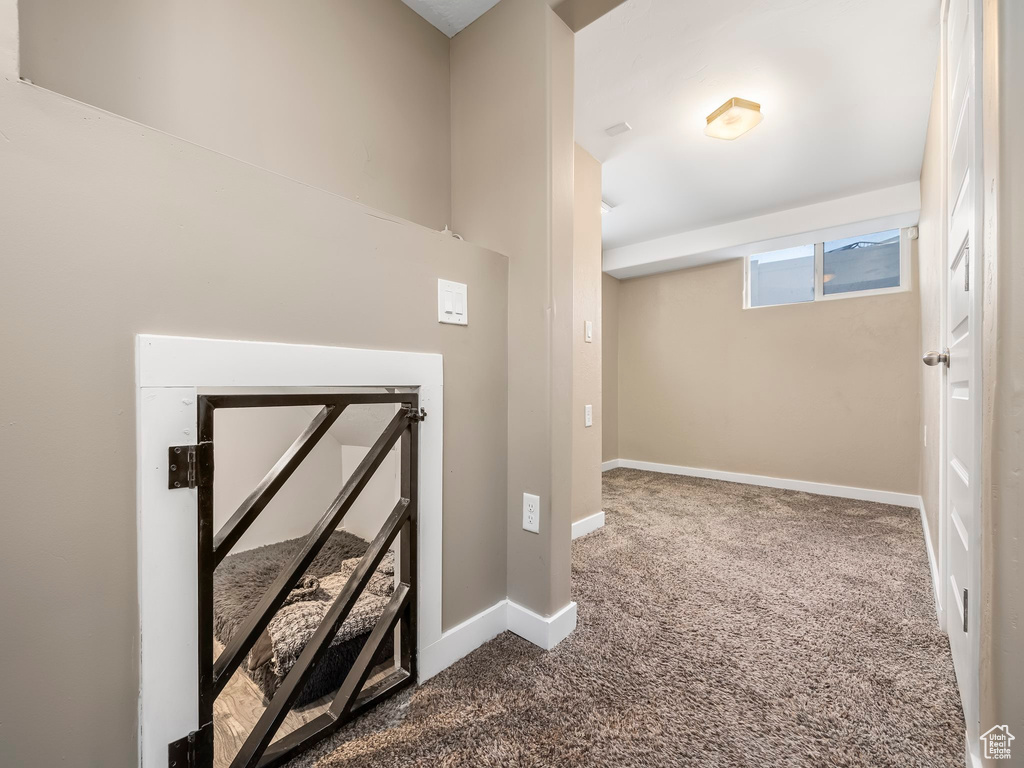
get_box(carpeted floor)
[291,468,964,767]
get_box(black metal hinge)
[168,442,214,490]
[403,406,427,423]
[168,721,212,768]
[963,588,969,633]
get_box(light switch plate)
[585,404,593,427]
[584,320,593,343]
[438,279,468,325]
[522,492,540,534]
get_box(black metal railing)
[168,392,422,768]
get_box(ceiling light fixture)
[704,97,763,140]
[605,122,632,137]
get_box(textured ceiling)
[575,0,940,251]
[401,0,501,37]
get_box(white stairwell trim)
[136,334,444,767]
[966,740,983,768]
[614,458,921,507]
[572,511,605,539]
[919,497,943,624]
[601,459,621,471]
[418,598,579,682]
[507,600,578,651]
[418,600,508,683]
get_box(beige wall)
[572,145,603,522]
[917,65,943,548]
[602,273,620,462]
[451,0,575,617]
[980,0,1024,740]
[617,258,922,494]
[549,0,629,31]
[0,80,508,768]
[18,0,452,230]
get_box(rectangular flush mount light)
[605,121,632,137]
[704,97,763,140]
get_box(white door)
[943,0,982,756]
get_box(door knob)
[923,349,950,367]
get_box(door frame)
[939,0,985,762]
[135,334,444,768]
[937,0,951,637]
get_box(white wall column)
[1,0,18,81]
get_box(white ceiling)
[402,0,500,37]
[575,0,940,253]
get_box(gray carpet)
[290,468,964,767]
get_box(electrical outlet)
[523,493,540,534]
[585,404,593,427]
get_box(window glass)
[822,229,901,295]
[748,245,815,308]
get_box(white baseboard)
[418,598,578,682]
[572,511,605,539]
[507,600,578,650]
[614,458,921,508]
[601,459,620,471]
[919,498,943,624]
[418,600,508,683]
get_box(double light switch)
[438,279,468,326]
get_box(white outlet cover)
[438,279,468,325]
[522,492,540,534]
[585,404,593,427]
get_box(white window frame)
[744,227,911,309]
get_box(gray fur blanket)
[214,530,394,705]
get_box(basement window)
[744,228,909,308]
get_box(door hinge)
[168,442,214,490]
[403,406,427,423]
[963,588,969,633]
[964,248,970,291]
[168,721,212,768]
